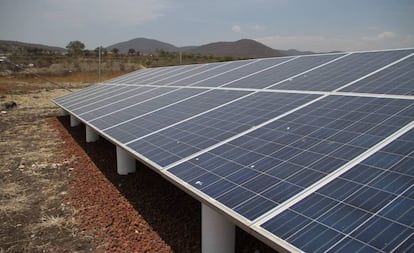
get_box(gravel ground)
[55,116,277,253]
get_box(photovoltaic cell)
[64,85,135,110]
[261,128,414,253]
[56,84,122,108]
[54,84,112,104]
[127,92,319,167]
[70,86,154,115]
[78,86,175,121]
[225,53,345,89]
[168,95,414,220]
[340,54,414,95]
[88,87,205,130]
[173,61,255,86]
[193,58,290,87]
[148,63,219,85]
[104,68,157,84]
[103,89,251,143]
[112,67,171,84]
[272,49,414,91]
[123,65,191,85]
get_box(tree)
[111,48,119,56]
[66,40,85,55]
[128,48,136,56]
[94,46,104,57]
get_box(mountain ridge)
[1,38,315,58]
[0,40,66,52]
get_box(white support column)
[116,146,136,175]
[70,115,81,127]
[202,203,235,253]
[85,125,99,143]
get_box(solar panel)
[259,128,414,252]
[103,89,250,143]
[271,49,414,91]
[174,60,255,86]
[193,57,292,87]
[225,53,346,89]
[53,48,414,252]
[127,92,319,166]
[339,54,414,95]
[167,95,414,221]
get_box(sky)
[0,0,413,52]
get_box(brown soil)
[0,81,276,253]
[0,87,94,252]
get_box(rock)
[18,164,25,169]
[1,101,17,110]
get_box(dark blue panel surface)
[54,84,117,106]
[168,95,414,221]
[104,68,157,84]
[261,128,414,253]
[65,85,134,110]
[340,55,414,95]
[226,53,345,89]
[103,89,251,143]
[149,64,223,85]
[53,84,106,104]
[71,86,153,115]
[127,92,319,166]
[174,61,255,86]
[88,87,203,129]
[123,65,188,84]
[194,58,290,87]
[272,49,414,91]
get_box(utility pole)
[98,46,102,82]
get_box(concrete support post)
[85,125,99,143]
[116,146,136,175]
[202,203,235,253]
[70,115,81,127]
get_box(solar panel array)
[54,48,414,252]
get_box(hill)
[0,40,66,53]
[106,38,314,58]
[186,39,285,58]
[1,38,315,61]
[106,38,182,54]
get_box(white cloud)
[232,25,242,33]
[252,25,266,31]
[362,31,396,42]
[256,32,414,52]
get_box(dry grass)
[0,183,30,213]
[35,215,66,230]
[0,86,95,252]
[0,71,129,94]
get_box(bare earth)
[0,86,95,252]
[0,82,275,253]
